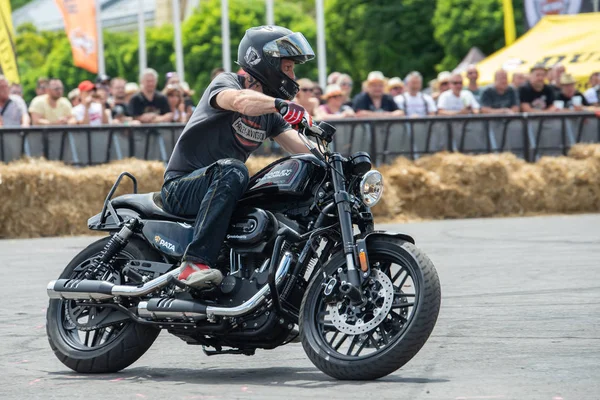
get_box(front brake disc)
[330,269,394,335]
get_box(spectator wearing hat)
[519,63,556,112]
[315,84,355,120]
[394,71,436,117]
[29,78,73,125]
[387,77,404,98]
[124,82,139,103]
[0,75,30,127]
[72,80,110,125]
[583,72,600,106]
[432,71,451,102]
[479,69,520,114]
[556,74,590,111]
[293,78,319,116]
[437,73,480,115]
[352,71,404,117]
[335,74,354,106]
[129,68,172,123]
[68,88,80,107]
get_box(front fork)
[330,156,369,304]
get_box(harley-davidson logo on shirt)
[232,117,267,147]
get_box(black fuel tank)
[242,154,325,201]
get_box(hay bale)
[5,144,600,239]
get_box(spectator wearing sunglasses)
[292,78,319,117]
[352,71,404,117]
[437,73,480,115]
[315,84,356,120]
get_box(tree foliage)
[325,0,443,94]
[13,0,529,100]
[433,0,526,72]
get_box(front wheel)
[299,237,441,380]
[46,236,162,373]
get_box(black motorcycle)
[46,119,441,380]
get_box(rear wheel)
[46,237,162,373]
[300,237,441,380]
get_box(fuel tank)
[241,154,325,203]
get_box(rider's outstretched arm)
[214,89,278,116]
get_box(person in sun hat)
[352,71,404,117]
[315,84,355,120]
[386,77,404,98]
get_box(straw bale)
[4,145,600,239]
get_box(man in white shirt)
[72,80,110,125]
[394,71,437,117]
[583,72,599,106]
[437,73,480,115]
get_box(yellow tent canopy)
[476,13,600,89]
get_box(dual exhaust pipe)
[47,253,292,320]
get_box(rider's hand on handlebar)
[275,99,312,127]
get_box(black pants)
[161,159,249,266]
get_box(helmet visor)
[263,32,315,64]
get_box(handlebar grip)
[274,98,288,115]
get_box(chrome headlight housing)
[359,170,384,207]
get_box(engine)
[225,207,276,252]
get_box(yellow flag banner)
[55,0,99,74]
[502,0,516,46]
[0,0,19,83]
[476,13,600,89]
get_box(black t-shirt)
[128,91,170,117]
[164,73,290,179]
[352,92,398,112]
[557,91,590,108]
[112,101,130,118]
[519,82,555,110]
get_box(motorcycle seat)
[111,192,195,223]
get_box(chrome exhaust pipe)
[206,252,292,317]
[47,267,183,300]
[137,252,292,320]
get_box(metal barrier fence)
[1,112,599,166]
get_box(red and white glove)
[275,99,312,127]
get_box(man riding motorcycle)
[161,26,317,289]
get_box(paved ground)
[0,214,599,400]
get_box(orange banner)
[55,0,98,74]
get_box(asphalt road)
[1,214,599,400]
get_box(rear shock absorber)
[85,219,143,279]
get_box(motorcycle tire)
[46,236,162,373]
[299,237,441,380]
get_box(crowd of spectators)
[0,68,195,128]
[2,63,600,129]
[293,63,600,121]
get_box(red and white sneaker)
[178,262,223,289]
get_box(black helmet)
[237,25,315,100]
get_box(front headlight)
[359,170,384,207]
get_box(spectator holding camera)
[437,73,480,115]
[72,80,110,125]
